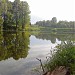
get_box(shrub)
[45,41,75,74]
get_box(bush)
[45,41,75,74]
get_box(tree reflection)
[0,31,30,61]
[32,32,75,44]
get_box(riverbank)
[29,26,75,34]
[43,41,75,75]
[44,66,70,75]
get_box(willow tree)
[13,0,30,30]
[0,0,8,29]
[13,0,20,30]
[20,1,30,30]
[0,0,30,30]
[0,0,14,30]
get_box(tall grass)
[45,41,75,75]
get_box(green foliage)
[30,25,75,34]
[0,16,3,25]
[45,41,75,74]
[35,17,75,29]
[0,31,30,60]
[0,0,30,31]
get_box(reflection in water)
[0,31,74,75]
[0,31,30,61]
[31,32,75,43]
[0,31,75,61]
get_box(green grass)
[44,41,75,75]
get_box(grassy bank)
[29,26,75,33]
[44,41,75,75]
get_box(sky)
[10,0,75,23]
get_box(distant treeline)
[35,17,75,28]
[0,0,30,30]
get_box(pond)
[0,31,74,75]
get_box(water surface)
[0,31,74,75]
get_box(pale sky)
[10,0,75,23]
